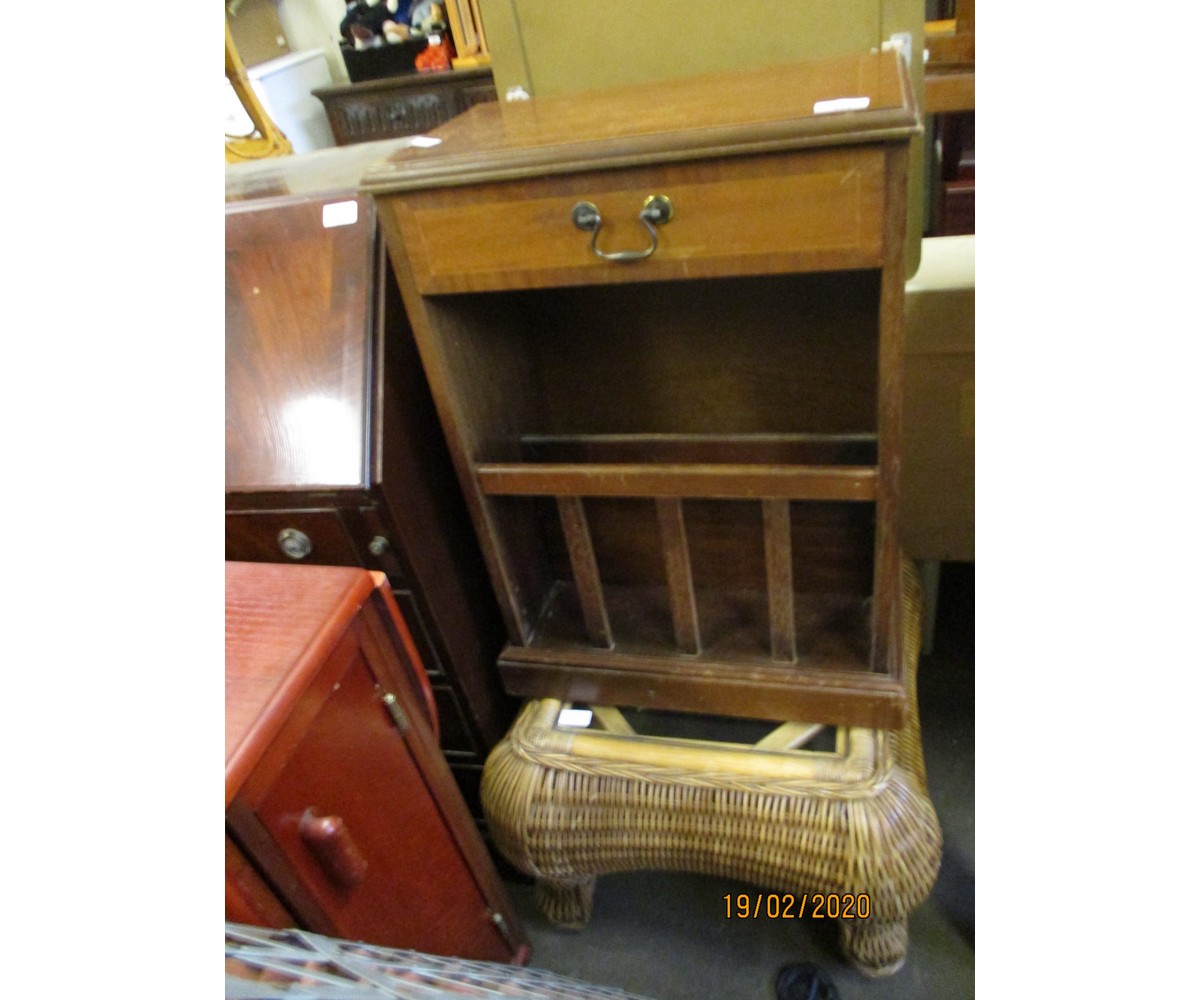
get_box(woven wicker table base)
[482,564,942,977]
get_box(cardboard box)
[900,236,974,561]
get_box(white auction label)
[557,708,594,728]
[813,96,871,115]
[322,200,359,229]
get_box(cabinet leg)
[534,876,596,930]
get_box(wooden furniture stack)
[361,50,943,976]
[225,562,529,961]
[225,143,514,821]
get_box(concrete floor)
[500,562,975,1000]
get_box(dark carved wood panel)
[314,69,497,146]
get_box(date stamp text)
[722,892,871,920]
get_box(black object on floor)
[775,962,840,1000]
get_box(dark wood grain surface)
[362,52,916,193]
[314,67,497,147]
[225,195,375,491]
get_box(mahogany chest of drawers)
[226,152,514,818]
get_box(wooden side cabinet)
[313,68,497,146]
[363,51,920,730]
[225,159,515,819]
[225,562,530,962]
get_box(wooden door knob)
[298,808,368,888]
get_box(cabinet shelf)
[479,462,877,501]
[498,582,903,725]
[525,580,871,668]
[519,432,879,465]
[478,431,879,502]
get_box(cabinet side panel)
[377,205,556,643]
[870,145,910,686]
[374,256,513,746]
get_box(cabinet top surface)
[225,562,376,793]
[361,51,917,193]
[226,193,378,492]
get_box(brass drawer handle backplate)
[571,195,673,262]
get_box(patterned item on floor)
[775,962,840,1000]
[225,923,660,999]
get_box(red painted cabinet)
[225,562,529,963]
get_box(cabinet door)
[226,835,294,929]
[233,620,519,962]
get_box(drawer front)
[431,684,480,756]
[243,627,514,960]
[390,588,443,675]
[449,763,484,821]
[225,510,363,567]
[387,146,886,294]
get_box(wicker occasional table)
[482,561,941,977]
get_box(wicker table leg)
[840,917,909,978]
[535,876,597,929]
